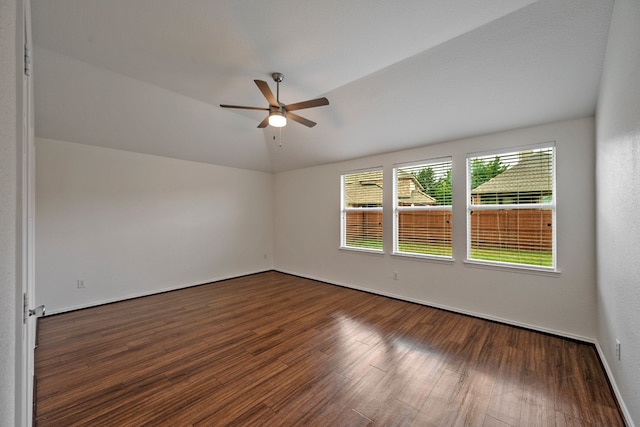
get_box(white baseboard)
[42,268,634,426]
[277,268,593,342]
[276,268,635,426]
[44,269,272,316]
[594,342,635,427]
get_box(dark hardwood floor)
[35,271,624,426]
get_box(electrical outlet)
[393,271,398,280]
[615,339,621,361]
[77,279,85,289]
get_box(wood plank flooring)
[35,271,624,426]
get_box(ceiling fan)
[220,72,329,128]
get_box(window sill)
[339,246,385,256]
[463,259,561,276]
[391,252,454,264]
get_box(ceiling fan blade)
[284,97,329,112]
[254,80,278,107]
[220,104,269,111]
[257,115,269,128]
[287,112,317,128]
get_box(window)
[393,158,452,258]
[341,168,384,252]
[467,144,556,269]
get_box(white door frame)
[21,0,37,424]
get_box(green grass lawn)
[345,240,451,256]
[345,240,383,250]
[398,242,452,257]
[469,247,552,267]
[346,240,552,267]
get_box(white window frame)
[465,142,557,272]
[393,157,453,261]
[340,167,384,254]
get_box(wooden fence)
[345,211,383,242]
[470,209,552,251]
[345,209,552,252]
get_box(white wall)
[274,117,597,340]
[35,139,274,314]
[596,0,640,424]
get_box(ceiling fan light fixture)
[269,110,287,127]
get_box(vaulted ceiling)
[31,0,614,172]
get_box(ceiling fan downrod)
[272,72,284,105]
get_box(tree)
[470,156,508,189]
[433,169,452,205]
[414,167,452,206]
[415,167,435,196]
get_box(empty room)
[1,0,639,426]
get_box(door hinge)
[23,293,28,324]
[23,293,45,323]
[30,306,46,318]
[24,45,32,76]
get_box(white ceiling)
[31,0,614,172]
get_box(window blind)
[393,159,452,258]
[467,146,555,268]
[341,169,384,252]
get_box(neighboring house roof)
[399,190,437,206]
[472,152,552,195]
[344,171,384,206]
[345,171,436,206]
[395,170,437,205]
